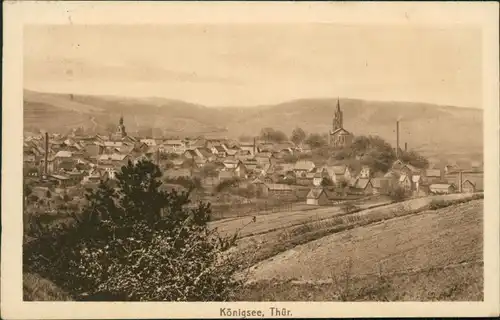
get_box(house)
[235,149,253,160]
[461,177,484,193]
[82,168,108,184]
[424,169,443,184]
[66,169,85,184]
[194,158,207,168]
[330,165,352,182]
[186,138,206,149]
[234,162,247,179]
[293,160,316,175]
[218,170,235,182]
[140,139,157,147]
[429,183,455,194]
[391,159,406,171]
[224,148,238,157]
[223,159,241,170]
[312,171,330,187]
[183,149,198,159]
[24,167,40,178]
[23,151,37,164]
[243,159,258,172]
[161,140,186,154]
[306,188,330,206]
[194,147,215,161]
[239,143,258,156]
[205,139,224,149]
[263,183,294,197]
[132,142,149,154]
[84,143,105,157]
[103,141,123,148]
[53,150,73,160]
[399,174,412,191]
[99,164,119,180]
[412,175,423,193]
[254,152,275,167]
[50,174,71,188]
[171,159,185,169]
[211,145,227,158]
[461,180,476,193]
[98,153,129,166]
[350,178,374,195]
[358,166,371,179]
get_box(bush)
[428,199,448,210]
[164,176,203,190]
[215,177,241,193]
[341,202,359,215]
[24,160,242,301]
[388,186,407,202]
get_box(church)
[111,115,127,141]
[110,115,137,143]
[329,99,353,148]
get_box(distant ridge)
[23,89,483,158]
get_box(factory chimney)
[44,132,49,177]
[405,142,408,152]
[396,121,400,159]
[459,170,463,193]
[253,137,256,155]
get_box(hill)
[23,90,483,158]
[238,199,483,301]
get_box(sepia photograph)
[2,1,499,319]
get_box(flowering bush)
[24,160,243,301]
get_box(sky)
[24,24,482,108]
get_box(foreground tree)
[24,160,242,301]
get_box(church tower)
[116,115,127,138]
[332,99,343,131]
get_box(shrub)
[388,186,408,202]
[24,160,243,301]
[164,176,203,190]
[341,202,359,215]
[215,177,241,193]
[428,199,449,210]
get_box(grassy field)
[237,199,483,301]
[23,193,482,301]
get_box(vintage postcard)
[2,1,499,319]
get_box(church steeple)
[332,98,343,131]
[116,115,126,138]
